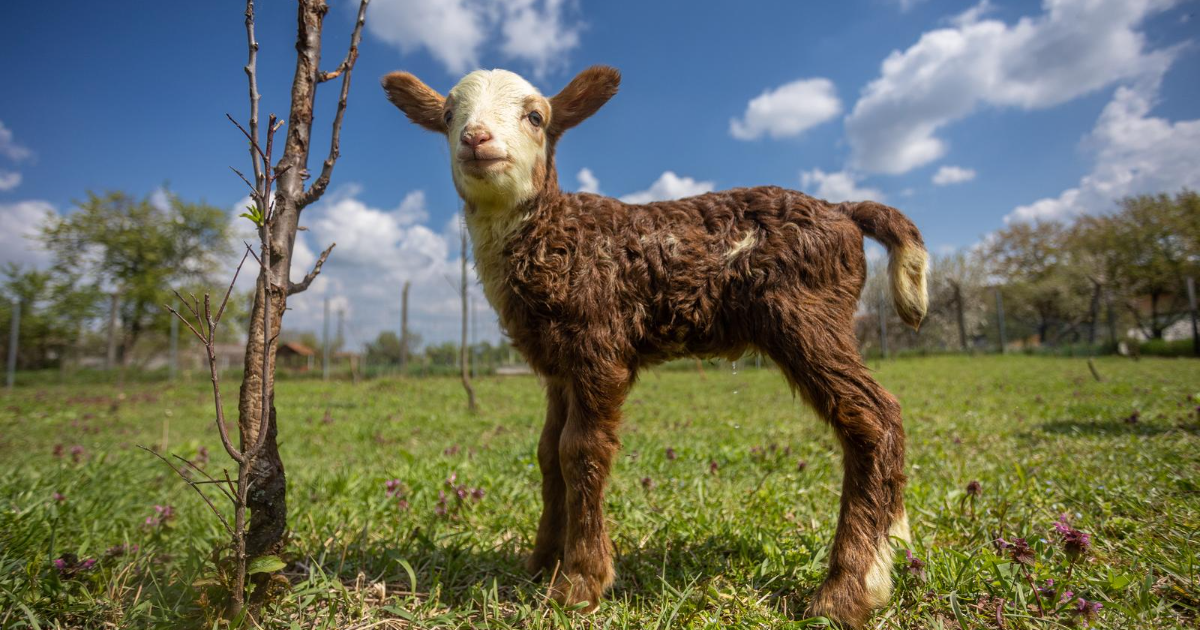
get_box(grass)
[1,355,1198,629]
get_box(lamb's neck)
[463,197,544,316]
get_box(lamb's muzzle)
[382,65,927,629]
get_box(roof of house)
[278,341,316,357]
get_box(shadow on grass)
[275,527,822,620]
[1035,419,1200,437]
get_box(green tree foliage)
[1103,191,1200,338]
[40,190,232,364]
[985,221,1092,344]
[364,330,422,365]
[0,264,101,370]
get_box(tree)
[0,265,101,370]
[984,221,1091,345]
[230,0,368,562]
[40,190,232,367]
[926,251,988,352]
[365,329,422,365]
[1106,192,1200,339]
[461,223,477,412]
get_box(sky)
[1,0,1198,348]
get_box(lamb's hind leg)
[764,312,909,628]
[528,379,569,575]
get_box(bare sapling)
[461,220,478,412]
[143,0,369,618]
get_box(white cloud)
[363,0,488,75]
[0,170,21,192]
[256,185,502,349]
[0,200,53,268]
[498,0,582,78]
[576,167,600,193]
[364,0,582,77]
[931,165,976,186]
[845,0,1178,174]
[1006,80,1200,223]
[800,169,885,202]
[730,78,842,140]
[620,171,714,204]
[0,121,32,163]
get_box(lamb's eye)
[443,110,453,125]
[527,111,543,128]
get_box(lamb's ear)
[548,66,620,136]
[382,72,447,134]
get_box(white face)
[445,70,550,212]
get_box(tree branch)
[242,0,263,189]
[299,0,370,209]
[139,446,234,535]
[288,243,335,296]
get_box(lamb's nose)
[462,129,492,149]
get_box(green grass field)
[2,355,1198,629]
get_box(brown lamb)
[382,65,929,628]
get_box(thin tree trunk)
[952,281,967,352]
[400,280,410,371]
[461,225,478,413]
[1087,281,1101,346]
[235,0,366,560]
[1150,292,1163,339]
[105,292,119,370]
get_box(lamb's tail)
[838,201,928,330]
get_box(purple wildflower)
[105,544,137,558]
[53,492,66,503]
[385,479,405,498]
[53,444,64,458]
[665,447,677,461]
[471,488,485,501]
[1054,515,1091,560]
[70,445,85,463]
[708,461,719,474]
[145,504,175,528]
[797,460,808,472]
[1037,578,1056,599]
[997,537,1035,565]
[455,485,469,500]
[904,549,927,582]
[966,480,982,496]
[641,476,654,490]
[1071,597,1103,627]
[434,489,449,516]
[445,472,457,487]
[1124,410,1140,424]
[397,499,409,511]
[52,553,96,578]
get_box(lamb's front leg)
[528,380,569,575]
[551,373,627,612]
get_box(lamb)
[381,65,928,628]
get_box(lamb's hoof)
[548,572,608,613]
[525,550,560,577]
[805,577,872,629]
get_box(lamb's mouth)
[459,156,510,175]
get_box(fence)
[5,275,1200,388]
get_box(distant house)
[278,341,316,371]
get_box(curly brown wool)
[383,66,928,628]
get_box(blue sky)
[1,0,1197,346]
